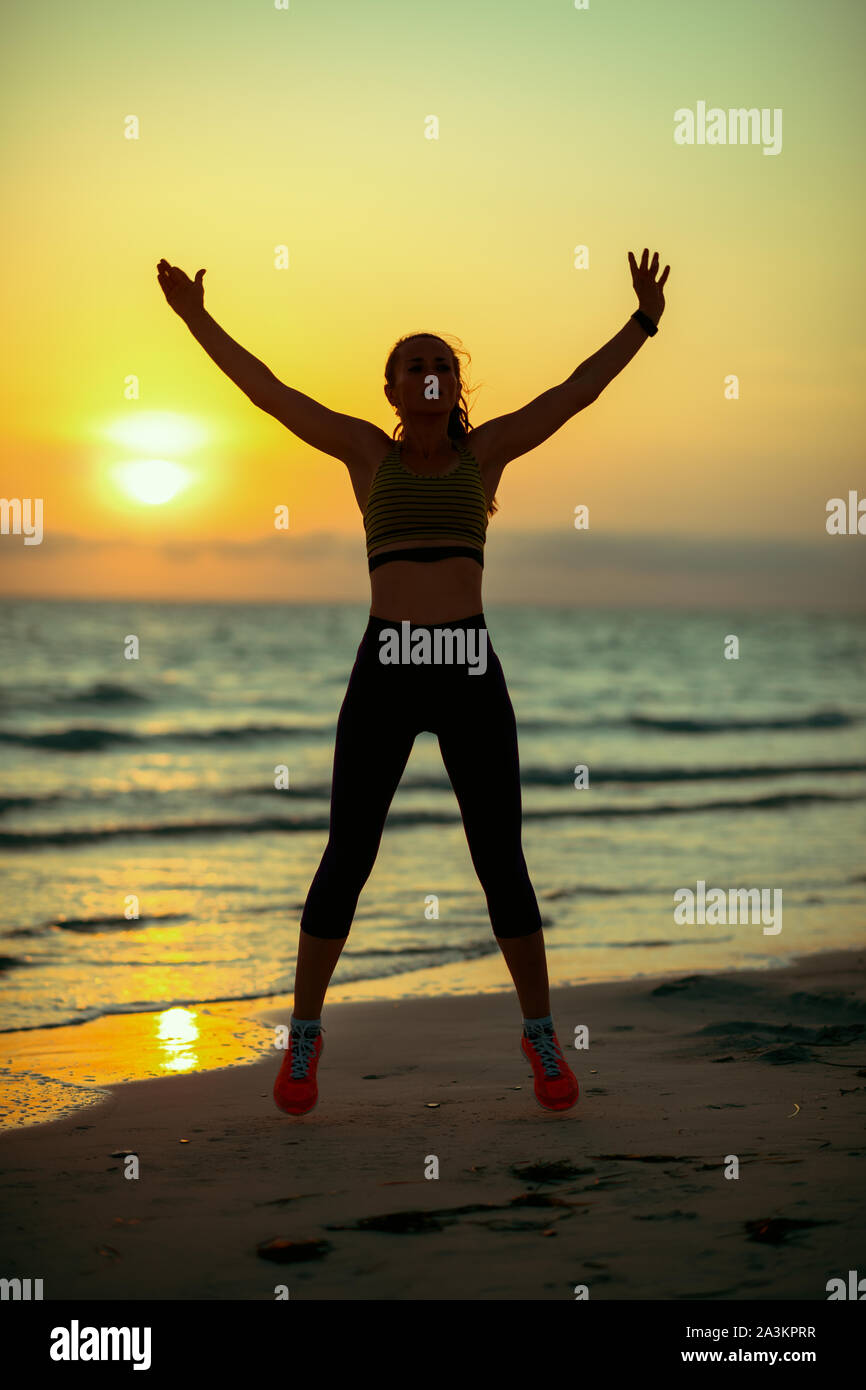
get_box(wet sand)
[1,948,864,1300]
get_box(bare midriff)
[368,538,484,624]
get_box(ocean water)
[0,600,864,1033]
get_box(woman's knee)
[299,840,375,937]
[318,834,379,883]
[469,840,531,891]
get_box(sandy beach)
[1,946,864,1301]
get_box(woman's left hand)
[628,248,670,325]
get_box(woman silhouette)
[157,250,669,1115]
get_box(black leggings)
[300,612,543,940]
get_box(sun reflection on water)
[155,1006,201,1073]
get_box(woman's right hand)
[157,259,206,320]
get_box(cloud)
[1,528,863,608]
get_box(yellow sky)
[1,0,864,602]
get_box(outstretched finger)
[658,264,670,287]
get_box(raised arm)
[471,248,670,470]
[156,260,382,466]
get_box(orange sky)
[1,0,864,605]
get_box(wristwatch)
[632,309,658,336]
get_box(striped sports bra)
[364,437,489,572]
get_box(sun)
[100,412,207,506]
[112,459,193,505]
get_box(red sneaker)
[521,1026,579,1111]
[273,1025,325,1115]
